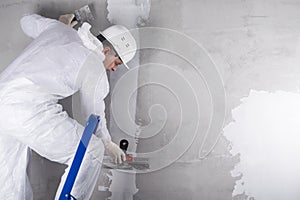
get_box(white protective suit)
[0,14,113,199]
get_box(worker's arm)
[77,60,125,163]
[94,98,112,145]
[77,64,112,145]
[20,14,61,39]
[94,100,125,164]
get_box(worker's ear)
[102,46,112,55]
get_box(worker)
[0,13,137,200]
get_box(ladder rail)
[59,114,100,200]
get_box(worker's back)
[0,14,96,99]
[0,14,107,136]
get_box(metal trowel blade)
[74,4,95,24]
[103,156,150,171]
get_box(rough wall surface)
[134,0,300,199]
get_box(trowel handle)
[71,17,77,23]
[120,139,129,152]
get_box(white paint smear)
[225,90,300,200]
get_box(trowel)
[73,4,95,24]
[103,139,150,171]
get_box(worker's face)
[102,46,123,71]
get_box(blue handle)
[59,114,100,200]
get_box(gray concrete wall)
[134,0,300,199]
[134,1,236,199]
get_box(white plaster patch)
[225,90,300,200]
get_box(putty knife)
[74,4,95,24]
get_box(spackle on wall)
[103,2,148,200]
[107,0,151,28]
[225,90,300,200]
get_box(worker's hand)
[58,14,78,27]
[105,141,126,164]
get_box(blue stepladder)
[59,114,100,200]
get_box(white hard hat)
[101,25,137,69]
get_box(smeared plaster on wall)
[107,0,150,28]
[225,90,300,200]
[99,2,149,199]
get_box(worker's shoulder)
[38,22,79,42]
[38,26,87,50]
